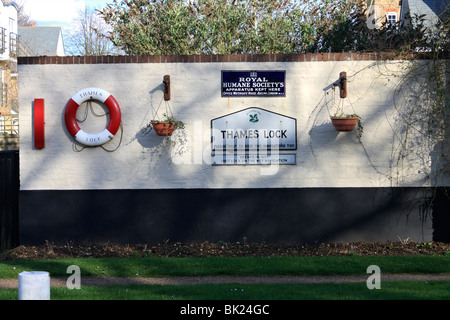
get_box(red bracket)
[163,75,170,101]
[34,99,45,148]
[340,72,347,98]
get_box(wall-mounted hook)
[340,72,347,99]
[163,75,170,101]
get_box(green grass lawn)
[2,255,450,277]
[1,255,449,300]
[1,281,449,300]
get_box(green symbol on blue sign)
[249,114,259,123]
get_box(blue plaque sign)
[221,70,286,97]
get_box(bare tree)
[8,0,33,26]
[65,7,122,56]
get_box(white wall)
[18,58,446,191]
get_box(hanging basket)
[151,121,176,136]
[331,117,358,132]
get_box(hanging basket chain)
[73,100,122,152]
[76,101,110,122]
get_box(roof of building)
[18,26,65,56]
[402,0,449,27]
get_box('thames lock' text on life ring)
[64,88,121,147]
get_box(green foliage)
[150,113,185,130]
[98,0,423,55]
[98,0,448,55]
[99,0,300,54]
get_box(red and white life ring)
[64,88,121,147]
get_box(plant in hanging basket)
[330,113,363,139]
[151,121,175,136]
[149,114,185,136]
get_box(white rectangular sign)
[211,107,297,151]
[212,153,296,166]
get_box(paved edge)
[1,274,450,289]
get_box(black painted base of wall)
[432,187,450,242]
[19,187,448,245]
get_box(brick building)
[364,0,448,29]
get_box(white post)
[18,271,50,300]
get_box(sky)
[20,0,112,27]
